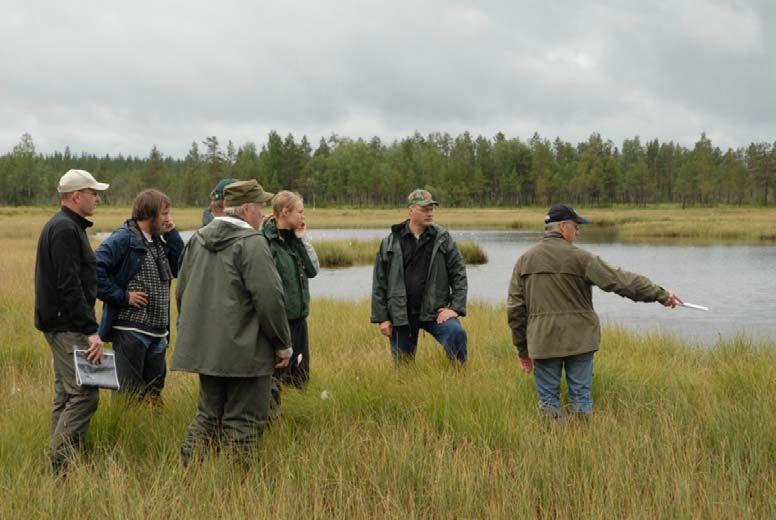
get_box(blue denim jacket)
[95,220,184,341]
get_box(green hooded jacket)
[172,218,291,377]
[262,218,318,320]
[507,232,668,360]
[371,221,467,326]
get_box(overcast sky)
[1,0,773,158]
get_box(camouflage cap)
[223,180,274,207]
[210,177,240,200]
[407,189,438,207]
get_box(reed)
[314,239,488,268]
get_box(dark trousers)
[391,316,467,364]
[112,330,167,399]
[274,318,310,389]
[44,331,100,472]
[181,373,273,464]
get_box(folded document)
[73,350,120,389]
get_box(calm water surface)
[154,228,776,344]
[306,229,776,344]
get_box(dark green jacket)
[507,232,668,360]
[172,219,291,377]
[371,221,467,326]
[262,218,318,320]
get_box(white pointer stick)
[678,302,709,311]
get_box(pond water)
[122,228,776,344]
[306,228,776,344]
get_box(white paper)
[73,349,120,389]
[678,302,709,312]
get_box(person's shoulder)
[45,210,80,237]
[566,241,592,258]
[243,228,270,245]
[431,223,449,235]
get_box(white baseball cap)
[57,169,110,193]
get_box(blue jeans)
[391,316,467,364]
[533,351,595,414]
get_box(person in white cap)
[34,169,109,474]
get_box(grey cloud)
[0,0,773,157]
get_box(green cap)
[223,180,274,207]
[210,178,239,200]
[407,189,438,207]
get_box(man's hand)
[162,217,175,233]
[274,352,291,369]
[662,290,683,308]
[436,308,459,324]
[128,291,148,308]
[379,320,393,338]
[294,221,307,239]
[86,334,104,365]
[519,356,533,374]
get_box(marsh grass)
[2,296,775,518]
[315,239,488,268]
[1,206,776,518]
[457,241,488,264]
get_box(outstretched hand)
[662,290,683,308]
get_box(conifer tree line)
[1,131,774,207]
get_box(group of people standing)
[33,168,681,474]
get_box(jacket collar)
[123,219,154,249]
[394,220,436,239]
[544,231,564,240]
[262,217,280,239]
[60,206,93,229]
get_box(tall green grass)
[1,296,775,518]
[2,208,776,518]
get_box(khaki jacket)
[507,233,667,359]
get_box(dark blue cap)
[544,204,590,225]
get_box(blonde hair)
[272,191,303,218]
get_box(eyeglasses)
[79,189,99,197]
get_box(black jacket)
[34,207,99,335]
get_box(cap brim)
[413,200,438,207]
[573,215,590,224]
[93,182,110,191]
[258,191,275,203]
